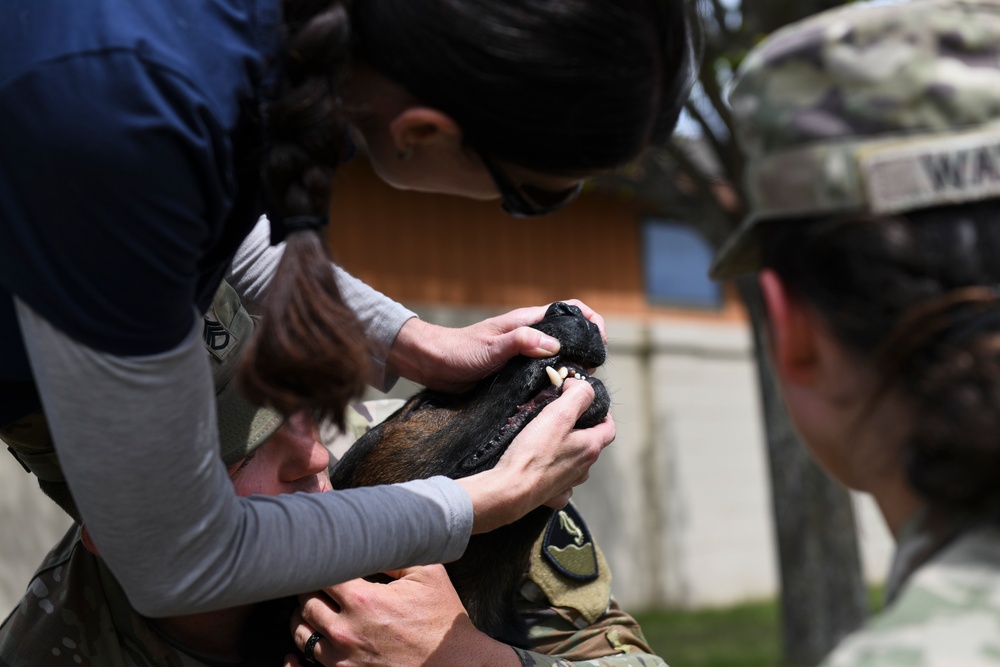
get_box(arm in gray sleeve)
[226,216,415,390]
[15,299,471,617]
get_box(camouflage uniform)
[0,525,290,667]
[0,525,179,667]
[824,513,1000,667]
[712,2,1000,665]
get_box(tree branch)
[707,0,733,39]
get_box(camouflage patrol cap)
[711,0,1000,279]
[206,281,284,466]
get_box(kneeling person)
[0,283,321,665]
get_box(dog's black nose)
[544,302,583,320]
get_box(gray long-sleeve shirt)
[15,219,473,617]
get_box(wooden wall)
[326,159,745,324]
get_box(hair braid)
[240,0,369,427]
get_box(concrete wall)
[0,308,894,615]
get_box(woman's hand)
[458,378,615,534]
[386,299,606,391]
[286,565,520,667]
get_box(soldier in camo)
[712,1,1000,665]
[0,281,298,666]
[1,283,665,667]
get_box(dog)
[330,302,612,647]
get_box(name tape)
[862,130,1000,214]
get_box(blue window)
[641,218,722,308]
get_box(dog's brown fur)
[330,303,611,647]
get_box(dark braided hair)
[761,201,1000,514]
[243,0,696,423]
[240,0,369,427]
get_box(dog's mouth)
[456,358,608,474]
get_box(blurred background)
[1,1,895,665]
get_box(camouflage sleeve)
[820,527,1000,667]
[511,586,667,667]
[511,504,668,667]
[512,650,668,667]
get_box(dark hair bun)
[908,336,1000,511]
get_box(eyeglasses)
[476,149,583,218]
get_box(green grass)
[634,599,783,667]
[633,587,884,667]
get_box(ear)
[759,269,820,387]
[388,107,463,155]
[80,525,100,556]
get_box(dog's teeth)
[545,366,564,388]
[558,367,569,379]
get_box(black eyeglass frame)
[475,149,584,218]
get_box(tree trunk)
[737,277,868,666]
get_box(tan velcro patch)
[528,509,612,624]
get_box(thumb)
[502,325,561,359]
[380,566,420,580]
[552,378,596,421]
[385,563,450,583]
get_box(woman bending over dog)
[0,0,695,619]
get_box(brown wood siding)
[327,160,745,324]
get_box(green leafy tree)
[599,1,868,664]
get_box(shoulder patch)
[543,504,599,582]
[528,504,612,624]
[203,281,249,363]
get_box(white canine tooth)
[545,366,564,388]
[558,367,569,379]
